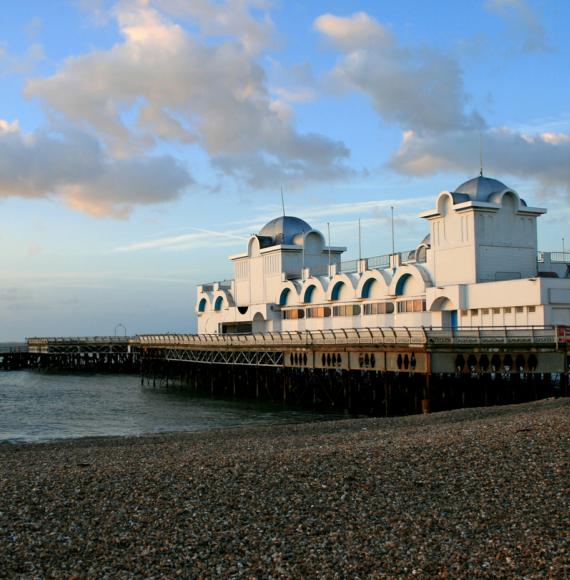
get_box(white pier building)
[196,176,570,334]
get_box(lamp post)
[114,323,127,337]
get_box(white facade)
[196,176,570,334]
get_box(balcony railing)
[537,251,570,263]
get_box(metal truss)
[46,344,130,354]
[163,348,283,367]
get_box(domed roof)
[259,216,312,246]
[453,176,510,202]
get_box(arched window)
[214,296,223,311]
[416,246,427,263]
[198,298,207,312]
[362,278,375,299]
[331,281,344,301]
[279,288,290,306]
[304,285,316,303]
[395,274,412,296]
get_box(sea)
[0,371,340,444]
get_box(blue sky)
[1,0,569,340]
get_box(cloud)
[25,0,351,192]
[0,42,44,78]
[0,122,192,217]
[26,243,43,257]
[290,196,433,222]
[111,225,252,253]
[314,12,483,133]
[154,0,276,56]
[390,127,570,194]
[313,10,569,196]
[314,12,393,52]
[268,61,318,115]
[486,0,550,52]
[115,195,435,254]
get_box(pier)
[0,344,29,371]
[17,337,137,373]
[19,325,569,415]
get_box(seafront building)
[197,175,570,335]
[21,174,568,412]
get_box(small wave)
[0,438,26,445]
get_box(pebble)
[0,398,568,577]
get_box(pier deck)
[19,326,568,415]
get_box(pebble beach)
[1,398,568,578]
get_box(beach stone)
[0,398,568,577]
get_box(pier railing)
[137,326,558,349]
[426,326,557,345]
[27,336,131,354]
[25,326,560,354]
[28,336,130,344]
[0,343,27,353]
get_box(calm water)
[0,371,340,444]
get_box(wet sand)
[1,398,568,578]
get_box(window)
[333,304,361,317]
[306,307,331,318]
[364,302,394,315]
[503,307,512,313]
[528,306,536,313]
[283,309,304,320]
[482,308,489,315]
[304,285,316,303]
[492,308,501,314]
[471,309,479,315]
[361,278,375,299]
[515,306,524,313]
[397,299,426,313]
[279,288,290,306]
[331,282,345,301]
[461,310,468,316]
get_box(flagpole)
[327,222,331,276]
[358,218,362,261]
[391,206,395,257]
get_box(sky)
[1,0,570,340]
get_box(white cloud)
[314,12,483,133]
[314,12,392,52]
[111,192,437,259]
[486,0,550,52]
[390,127,570,195]
[0,42,44,78]
[272,87,316,104]
[25,0,351,192]
[154,0,276,56]
[111,225,251,253]
[0,119,19,133]
[0,122,192,217]
[313,10,570,197]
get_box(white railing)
[537,251,570,264]
[0,343,27,353]
[27,336,131,345]
[136,326,557,348]
[26,326,559,351]
[426,326,556,345]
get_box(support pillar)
[422,373,431,415]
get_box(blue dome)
[454,176,509,202]
[259,216,312,245]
